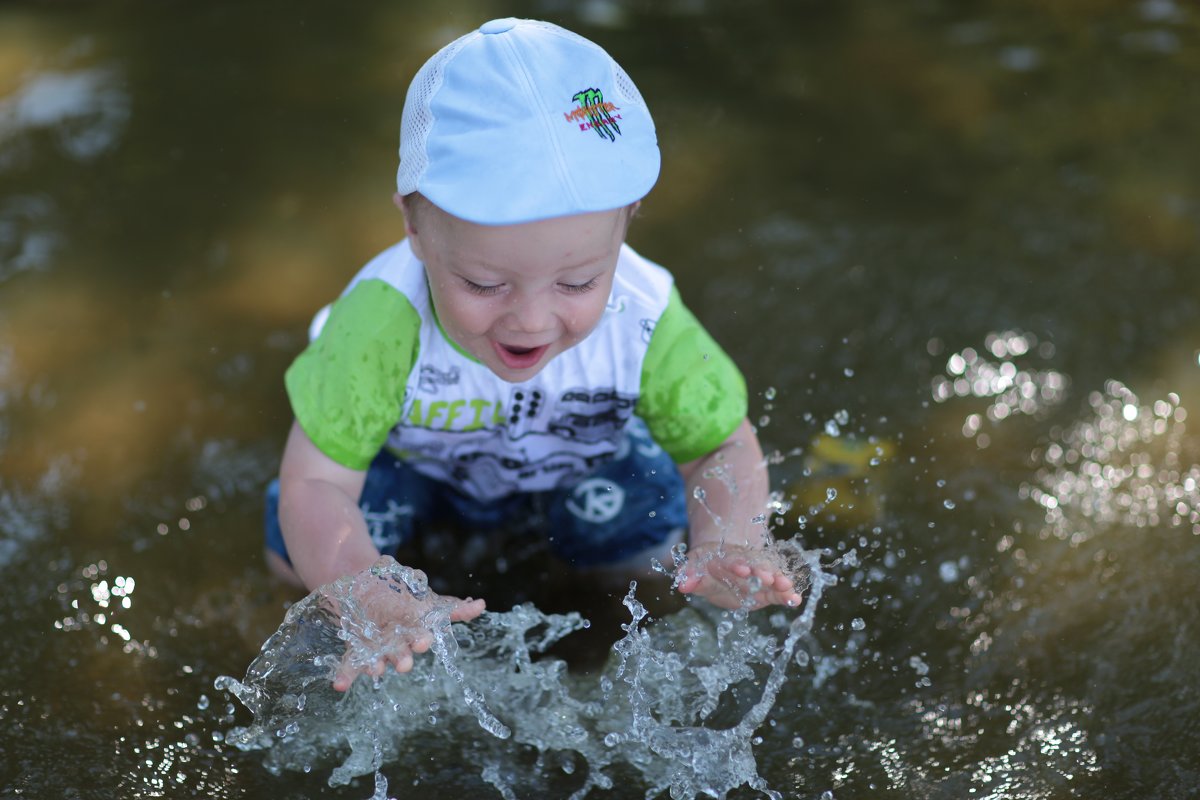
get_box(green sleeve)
[636,286,747,463]
[284,279,420,470]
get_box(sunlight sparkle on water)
[932,331,1069,448]
[53,561,153,656]
[866,692,1101,796]
[1021,381,1200,542]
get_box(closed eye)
[558,277,598,294]
[462,278,502,296]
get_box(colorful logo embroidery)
[565,87,622,141]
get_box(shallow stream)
[3,2,1199,798]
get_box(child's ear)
[623,200,641,231]
[395,192,425,260]
[394,192,416,235]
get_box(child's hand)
[328,556,486,692]
[676,541,804,611]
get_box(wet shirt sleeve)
[284,279,419,470]
[636,286,747,463]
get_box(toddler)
[264,18,801,690]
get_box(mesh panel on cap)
[612,65,646,108]
[396,32,474,195]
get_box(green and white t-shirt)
[286,240,746,502]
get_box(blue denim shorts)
[264,419,688,568]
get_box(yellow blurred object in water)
[789,434,897,527]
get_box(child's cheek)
[457,298,495,337]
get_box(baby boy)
[264,18,801,690]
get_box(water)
[3,1,1200,798]
[215,544,824,799]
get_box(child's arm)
[278,420,378,587]
[675,418,803,609]
[277,421,485,689]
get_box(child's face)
[401,197,632,383]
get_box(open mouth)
[492,341,549,370]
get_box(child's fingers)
[748,565,775,586]
[332,646,417,692]
[450,597,487,622]
[332,657,361,692]
[390,648,414,673]
[682,551,805,610]
[678,549,807,611]
[676,572,703,594]
[767,571,793,592]
[676,560,710,592]
[407,630,433,654]
[758,582,803,608]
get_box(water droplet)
[850,618,865,631]
[943,499,956,510]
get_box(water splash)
[216,537,828,798]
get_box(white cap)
[397,18,660,225]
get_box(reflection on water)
[1024,382,1200,541]
[2,0,1200,798]
[929,330,1069,449]
[0,65,129,163]
[0,194,61,280]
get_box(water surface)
[2,1,1199,797]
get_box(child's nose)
[506,292,555,333]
